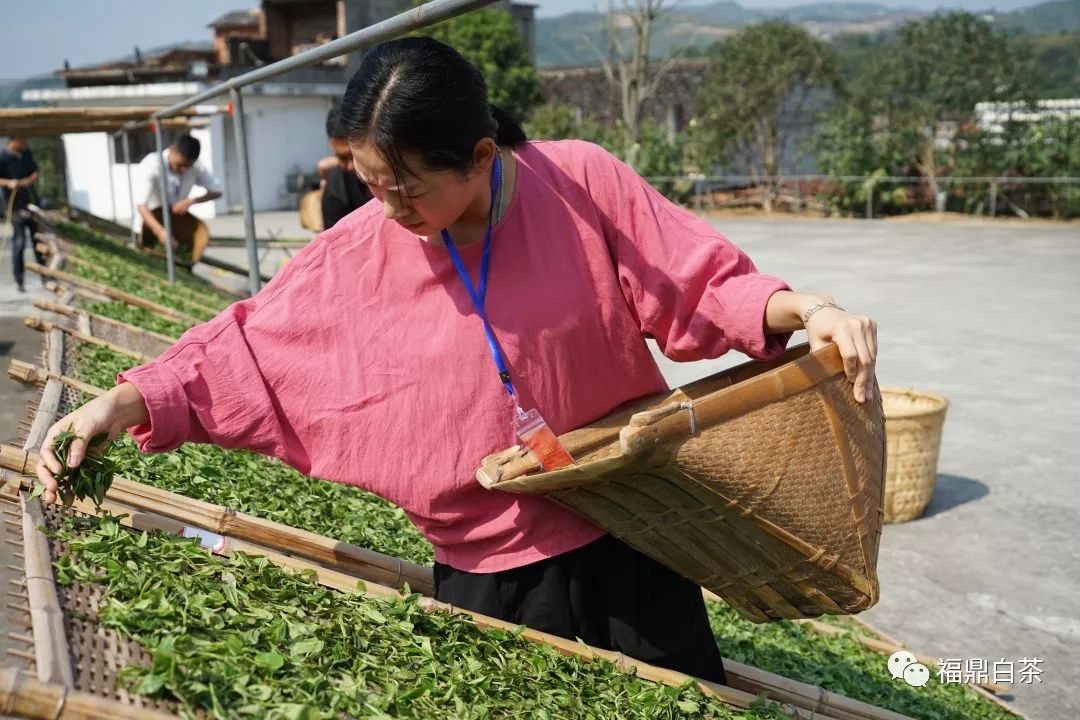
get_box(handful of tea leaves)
[30,430,117,507]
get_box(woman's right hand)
[35,383,148,504]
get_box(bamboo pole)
[21,330,65,454]
[25,263,202,324]
[0,107,207,121]
[7,360,103,399]
[53,287,110,307]
[0,667,177,720]
[16,331,76,690]
[0,120,194,137]
[23,317,152,364]
[848,615,904,648]
[33,299,179,345]
[477,344,819,490]
[723,659,913,720]
[19,498,73,688]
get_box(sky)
[0,0,1050,81]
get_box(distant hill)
[988,0,1080,34]
[535,0,926,67]
[1027,31,1080,97]
[534,0,1080,68]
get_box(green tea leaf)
[256,651,285,671]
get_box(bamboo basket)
[478,342,887,623]
[140,208,210,263]
[880,387,948,523]
[299,188,324,232]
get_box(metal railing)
[642,174,1080,220]
[110,0,499,294]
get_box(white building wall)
[60,88,337,221]
[240,94,335,212]
[62,133,114,219]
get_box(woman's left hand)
[803,299,878,404]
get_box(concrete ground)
[2,214,1076,718]
[192,212,314,294]
[656,217,1077,720]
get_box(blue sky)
[0,0,1047,80]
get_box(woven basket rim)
[880,386,949,418]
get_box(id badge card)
[514,405,574,472]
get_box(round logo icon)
[887,650,918,680]
[903,662,931,687]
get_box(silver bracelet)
[802,301,844,325]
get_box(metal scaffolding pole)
[229,87,261,296]
[105,134,117,222]
[121,131,137,248]
[151,0,498,120]
[153,123,176,284]
[127,0,499,289]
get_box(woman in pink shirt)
[37,38,878,685]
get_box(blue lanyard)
[441,154,515,398]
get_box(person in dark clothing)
[0,136,44,292]
[321,105,372,229]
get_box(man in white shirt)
[137,134,222,253]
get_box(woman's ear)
[471,138,498,176]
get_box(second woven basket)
[477,342,887,623]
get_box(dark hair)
[325,103,344,140]
[338,37,526,183]
[174,134,201,162]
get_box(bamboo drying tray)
[478,342,887,624]
[0,333,861,720]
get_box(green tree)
[812,105,914,215]
[590,0,681,168]
[954,117,1080,218]
[525,103,704,204]
[416,8,543,122]
[833,12,1033,202]
[526,104,590,141]
[697,21,838,210]
[1024,32,1080,99]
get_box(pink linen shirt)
[118,139,794,573]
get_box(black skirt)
[433,533,727,685]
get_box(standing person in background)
[320,105,372,229]
[136,134,222,252]
[0,136,43,292]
